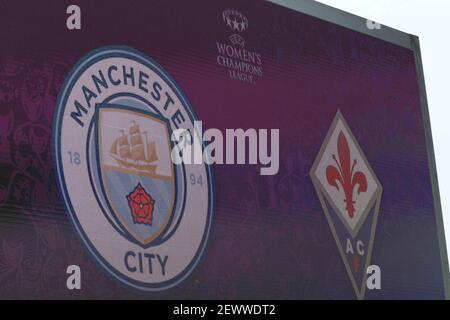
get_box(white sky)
[314,0,450,259]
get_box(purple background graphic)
[0,0,446,299]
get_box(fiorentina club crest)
[54,46,214,291]
[310,111,382,299]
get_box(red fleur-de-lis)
[326,131,368,218]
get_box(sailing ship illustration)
[110,120,158,173]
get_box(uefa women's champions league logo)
[222,9,248,48]
[223,9,248,33]
[53,46,214,290]
[216,8,263,84]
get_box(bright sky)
[314,0,450,260]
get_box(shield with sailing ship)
[96,104,176,247]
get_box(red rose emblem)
[126,183,155,225]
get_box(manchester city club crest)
[53,46,214,291]
[310,111,382,299]
[97,106,176,246]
